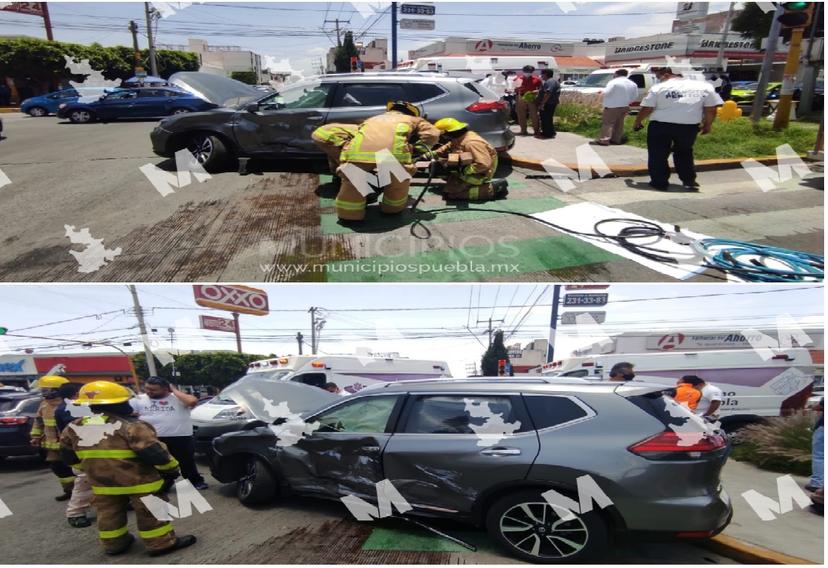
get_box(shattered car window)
[259,82,331,111]
[220,376,339,422]
[314,396,399,433]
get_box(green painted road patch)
[362,527,470,553]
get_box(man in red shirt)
[515,65,542,136]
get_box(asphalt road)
[0,113,822,283]
[0,455,738,564]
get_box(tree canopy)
[333,31,359,73]
[131,351,267,389]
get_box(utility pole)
[545,285,562,363]
[41,2,54,41]
[751,3,784,123]
[773,3,813,130]
[477,317,505,347]
[232,313,242,353]
[715,2,736,71]
[128,20,142,75]
[128,285,158,377]
[324,18,348,46]
[167,327,176,378]
[799,2,822,115]
[391,2,398,69]
[144,2,158,76]
[309,307,318,354]
[296,332,304,355]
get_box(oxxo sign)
[192,285,269,316]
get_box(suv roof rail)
[364,377,609,388]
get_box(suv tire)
[186,133,229,172]
[236,456,276,505]
[486,489,608,564]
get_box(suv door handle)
[480,447,521,456]
[361,445,381,452]
[307,114,325,121]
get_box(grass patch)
[555,103,819,160]
[729,414,815,477]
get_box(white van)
[541,348,815,423]
[567,63,707,109]
[401,55,559,80]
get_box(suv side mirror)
[245,102,259,113]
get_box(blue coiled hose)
[694,239,824,282]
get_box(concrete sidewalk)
[505,124,649,169]
[719,460,823,563]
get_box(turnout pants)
[49,458,75,496]
[66,469,93,518]
[443,176,495,201]
[158,436,204,487]
[516,97,539,134]
[335,162,415,221]
[646,121,700,186]
[599,106,629,144]
[94,492,177,553]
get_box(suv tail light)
[0,417,29,425]
[466,100,507,113]
[628,430,726,457]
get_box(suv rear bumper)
[620,485,732,534]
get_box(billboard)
[0,2,45,17]
[193,285,269,316]
[0,355,36,375]
[199,315,237,333]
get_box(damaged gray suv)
[210,378,732,563]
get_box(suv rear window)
[0,398,26,412]
[523,395,589,430]
[405,83,445,102]
[334,83,407,107]
[403,395,530,434]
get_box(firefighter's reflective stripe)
[313,126,351,145]
[58,475,76,485]
[99,525,129,539]
[43,440,61,450]
[76,449,138,459]
[341,121,414,164]
[335,198,366,211]
[30,428,43,436]
[382,193,409,208]
[459,154,498,186]
[139,523,174,539]
[340,130,370,162]
[392,123,412,162]
[468,187,480,200]
[92,479,164,495]
[154,458,179,471]
[43,418,57,426]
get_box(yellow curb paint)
[697,534,817,565]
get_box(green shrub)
[730,413,815,476]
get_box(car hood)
[219,377,339,422]
[168,72,262,108]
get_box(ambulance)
[541,348,815,424]
[398,55,559,79]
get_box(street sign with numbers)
[563,293,609,307]
[401,3,436,15]
[560,311,607,325]
[400,18,435,30]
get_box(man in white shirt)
[694,378,724,419]
[633,67,723,191]
[130,377,207,490]
[594,69,638,146]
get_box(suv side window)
[560,369,589,378]
[629,74,646,89]
[523,395,589,430]
[20,398,41,413]
[403,395,530,434]
[405,83,446,102]
[313,395,400,433]
[334,83,407,107]
[290,372,326,388]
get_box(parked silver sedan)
[151,72,515,172]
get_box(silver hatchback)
[211,378,732,563]
[151,72,515,172]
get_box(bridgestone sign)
[613,42,675,54]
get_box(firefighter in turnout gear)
[311,123,358,185]
[335,101,441,222]
[432,118,508,202]
[31,375,76,501]
[59,381,197,556]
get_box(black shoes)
[105,533,135,556]
[193,481,209,491]
[682,180,700,191]
[648,181,669,191]
[68,516,92,528]
[492,179,509,200]
[149,535,197,557]
[54,493,71,502]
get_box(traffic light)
[777,2,814,28]
[497,359,507,376]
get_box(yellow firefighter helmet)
[386,100,421,117]
[36,375,70,389]
[76,381,132,405]
[434,118,469,133]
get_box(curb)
[0,108,21,114]
[696,534,817,565]
[504,153,800,177]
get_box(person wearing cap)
[336,100,441,222]
[30,375,76,501]
[59,380,196,556]
[632,66,723,191]
[432,118,508,202]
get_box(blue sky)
[0,1,738,74]
[0,284,821,376]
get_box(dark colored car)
[210,378,732,563]
[20,87,117,117]
[0,390,42,461]
[151,71,515,172]
[56,87,218,124]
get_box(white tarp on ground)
[531,202,718,280]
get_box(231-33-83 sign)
[563,293,609,307]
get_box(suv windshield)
[580,73,613,88]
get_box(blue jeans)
[812,425,824,489]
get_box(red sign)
[475,39,493,52]
[193,285,269,316]
[1,2,45,16]
[657,333,686,351]
[33,355,133,375]
[199,315,237,333]
[564,285,610,290]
